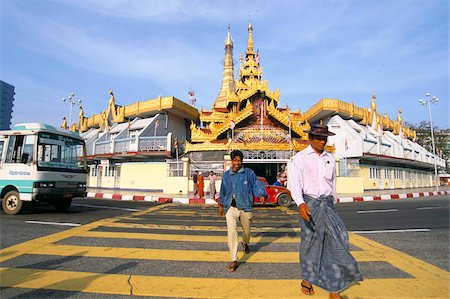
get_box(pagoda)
[186,22,312,158]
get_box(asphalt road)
[0,195,448,298]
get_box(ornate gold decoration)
[234,126,289,144]
[74,90,199,133]
[186,138,333,153]
[200,109,231,123]
[185,139,232,152]
[77,105,89,132]
[303,98,416,140]
[60,117,68,129]
[191,104,254,142]
[266,101,309,139]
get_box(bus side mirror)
[20,153,29,164]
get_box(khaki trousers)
[225,206,252,262]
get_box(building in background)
[306,97,446,192]
[72,23,444,195]
[0,81,15,130]
[67,89,199,194]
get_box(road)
[0,196,448,298]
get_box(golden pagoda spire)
[247,20,254,54]
[213,25,236,110]
[239,20,262,83]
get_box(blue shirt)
[219,166,267,212]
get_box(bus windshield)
[37,132,87,172]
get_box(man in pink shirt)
[290,124,362,299]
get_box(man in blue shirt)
[219,150,267,272]
[272,175,284,186]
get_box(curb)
[337,190,449,203]
[87,192,217,204]
[87,191,448,205]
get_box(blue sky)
[1,0,448,128]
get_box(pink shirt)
[290,145,337,205]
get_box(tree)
[405,121,450,173]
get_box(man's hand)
[298,203,311,222]
[259,196,266,205]
[218,204,225,217]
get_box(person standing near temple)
[192,171,198,197]
[289,124,362,299]
[218,150,267,272]
[208,171,217,199]
[197,172,205,198]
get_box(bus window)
[5,135,25,163]
[22,135,35,163]
[37,132,86,172]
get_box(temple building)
[70,22,444,195]
[186,22,313,182]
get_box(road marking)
[17,242,375,263]
[0,204,167,263]
[0,266,448,298]
[417,206,444,210]
[79,230,298,243]
[104,222,300,233]
[25,221,81,227]
[72,203,143,212]
[1,203,449,298]
[120,216,299,224]
[351,228,431,234]
[349,233,449,279]
[25,243,298,262]
[357,209,398,213]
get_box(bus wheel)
[53,198,72,211]
[2,190,23,215]
[277,194,292,207]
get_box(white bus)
[0,123,87,214]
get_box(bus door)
[1,134,35,199]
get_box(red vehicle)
[254,177,292,207]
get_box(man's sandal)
[301,281,314,295]
[226,261,238,272]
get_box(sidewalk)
[87,186,449,205]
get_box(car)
[254,177,292,207]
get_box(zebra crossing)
[1,203,449,298]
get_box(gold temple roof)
[66,90,199,132]
[187,23,416,153]
[303,97,416,139]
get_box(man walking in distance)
[218,150,267,272]
[208,171,217,199]
[289,124,362,299]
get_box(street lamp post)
[62,93,82,126]
[419,93,439,191]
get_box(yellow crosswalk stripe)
[79,230,299,243]
[155,210,290,217]
[349,234,449,279]
[1,267,448,298]
[103,222,300,232]
[24,243,374,263]
[119,216,299,224]
[0,204,167,263]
